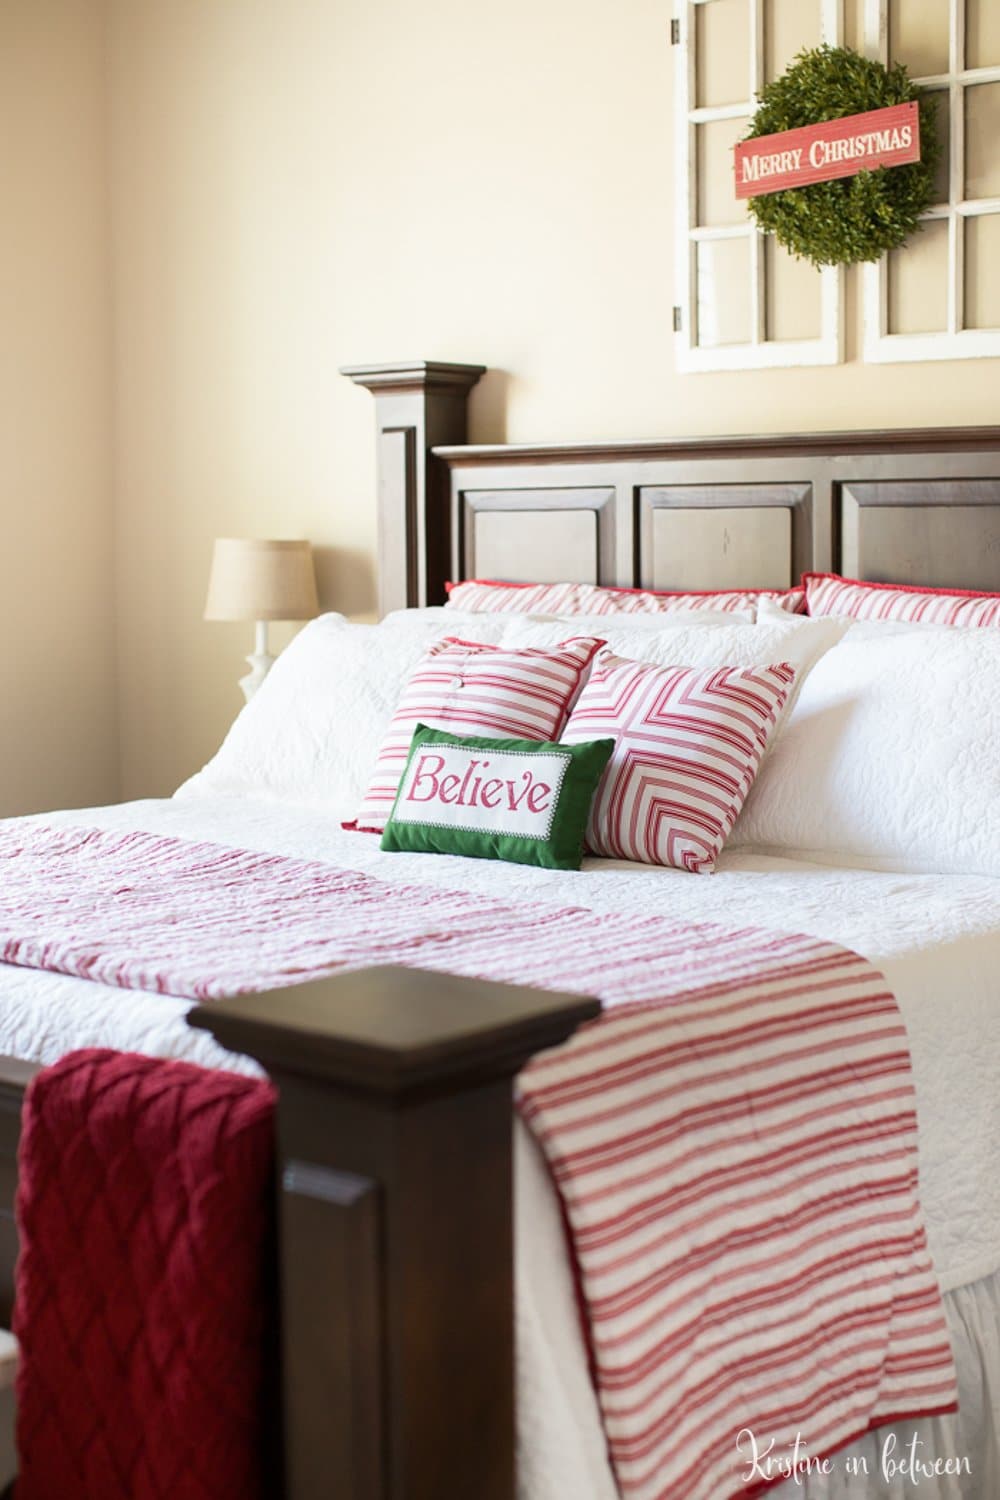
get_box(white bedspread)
[1,796,997,1498]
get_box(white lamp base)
[239,621,275,703]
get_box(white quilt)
[1,796,997,1498]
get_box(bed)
[1,367,998,1499]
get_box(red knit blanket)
[2,824,957,1500]
[14,1050,276,1500]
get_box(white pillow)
[510,607,755,627]
[380,607,509,629]
[731,623,1000,876]
[176,611,512,815]
[502,611,845,684]
[757,595,803,625]
[384,606,754,628]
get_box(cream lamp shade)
[204,538,319,702]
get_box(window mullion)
[749,0,765,343]
[691,225,755,242]
[960,197,1000,218]
[674,1,695,355]
[821,0,844,45]
[863,0,885,61]
[689,102,753,123]
[948,0,966,335]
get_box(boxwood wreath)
[744,45,940,267]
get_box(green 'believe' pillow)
[379,724,614,871]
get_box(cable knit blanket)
[0,823,957,1499]
[15,1049,276,1500]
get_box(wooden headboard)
[344,361,1000,615]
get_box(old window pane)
[696,238,752,347]
[696,0,750,109]
[888,0,950,77]
[966,0,1000,70]
[965,214,1000,329]
[965,84,1000,200]
[696,118,751,226]
[765,238,822,340]
[765,0,821,84]
[887,218,949,334]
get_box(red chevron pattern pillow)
[562,652,795,873]
[804,572,1000,626]
[445,579,805,617]
[351,635,604,833]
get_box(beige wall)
[0,0,118,816]
[107,0,1000,801]
[9,2,999,804]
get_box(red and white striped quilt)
[0,824,957,1499]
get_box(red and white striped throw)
[562,653,795,873]
[351,634,604,834]
[0,824,956,1500]
[445,579,806,617]
[804,571,1000,627]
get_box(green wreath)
[744,45,940,267]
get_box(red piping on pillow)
[802,571,1000,610]
[447,578,805,604]
[442,634,607,657]
[445,578,536,594]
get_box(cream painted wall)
[106,0,1000,799]
[0,0,118,816]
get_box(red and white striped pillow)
[804,572,1000,627]
[445,579,805,617]
[351,635,604,833]
[561,652,795,873]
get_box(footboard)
[190,965,598,1500]
[0,969,597,1499]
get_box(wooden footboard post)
[189,964,599,1500]
[0,1060,39,1328]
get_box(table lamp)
[204,538,319,702]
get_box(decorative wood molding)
[190,964,599,1500]
[431,423,1000,599]
[839,477,1000,586]
[457,486,618,588]
[436,425,1000,466]
[342,360,486,614]
[638,482,812,591]
[193,963,593,1099]
[341,360,486,396]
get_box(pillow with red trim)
[803,572,1000,627]
[350,635,605,833]
[444,579,805,618]
[561,652,795,873]
[380,725,614,870]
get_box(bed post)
[0,1059,39,1326]
[188,964,599,1500]
[340,360,485,615]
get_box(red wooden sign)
[734,100,920,199]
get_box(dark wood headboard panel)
[344,363,1000,612]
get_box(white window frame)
[674,0,845,372]
[863,0,1000,362]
